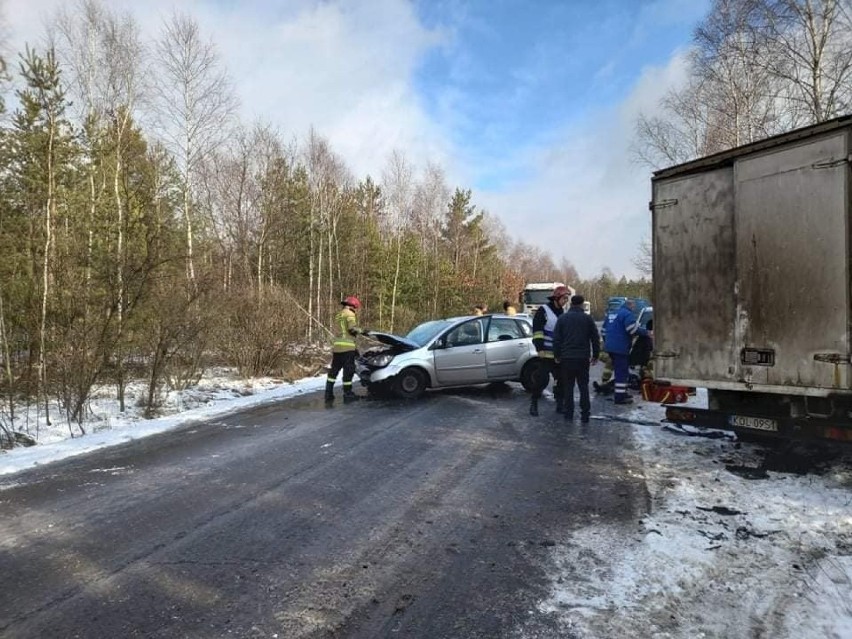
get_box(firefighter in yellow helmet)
[326,296,369,403]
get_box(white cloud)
[3,0,454,181]
[206,0,452,179]
[2,0,695,279]
[476,50,691,280]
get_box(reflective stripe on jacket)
[532,302,562,358]
[332,307,362,353]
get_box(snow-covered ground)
[0,370,325,476]
[2,376,851,638]
[539,391,852,639]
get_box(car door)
[433,319,487,385]
[484,318,530,379]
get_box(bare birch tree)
[381,150,414,332]
[412,163,449,317]
[305,129,349,339]
[635,0,782,167]
[693,0,785,146]
[633,75,720,167]
[52,0,147,412]
[635,0,852,168]
[203,122,286,293]
[153,12,236,288]
[761,0,852,123]
[632,235,653,278]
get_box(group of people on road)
[325,288,650,415]
[530,286,650,422]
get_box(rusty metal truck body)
[651,116,852,440]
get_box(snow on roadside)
[0,371,326,476]
[538,392,852,639]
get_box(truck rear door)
[734,131,850,390]
[653,129,851,392]
[653,167,739,384]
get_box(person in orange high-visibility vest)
[326,296,369,403]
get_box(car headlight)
[368,353,395,368]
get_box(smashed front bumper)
[355,360,401,386]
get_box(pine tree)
[5,47,76,432]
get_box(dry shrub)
[217,286,313,377]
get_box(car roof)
[445,313,523,322]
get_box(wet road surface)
[0,384,649,638]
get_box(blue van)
[607,297,650,311]
[602,297,650,338]
[606,296,627,313]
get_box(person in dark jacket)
[553,295,600,423]
[530,285,569,416]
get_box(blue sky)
[6,0,709,279]
[413,0,708,191]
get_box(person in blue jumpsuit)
[602,298,650,404]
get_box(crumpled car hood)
[367,332,420,351]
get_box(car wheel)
[520,359,544,393]
[394,367,427,399]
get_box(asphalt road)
[0,384,649,639]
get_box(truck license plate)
[728,415,778,432]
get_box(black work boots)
[326,381,360,403]
[529,397,539,416]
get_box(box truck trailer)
[651,115,852,441]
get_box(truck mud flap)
[664,406,852,443]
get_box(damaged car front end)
[356,315,540,400]
[356,319,451,399]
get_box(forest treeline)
[8,0,843,429]
[0,0,650,430]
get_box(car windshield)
[406,319,452,346]
[523,290,552,305]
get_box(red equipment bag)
[641,379,694,404]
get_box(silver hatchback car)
[356,314,541,399]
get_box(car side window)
[445,319,484,347]
[516,319,532,337]
[488,318,523,342]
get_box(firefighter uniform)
[326,296,367,402]
[530,287,569,416]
